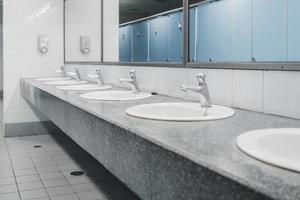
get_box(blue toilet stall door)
[196,0,252,62]
[196,2,211,62]
[252,0,287,61]
[149,16,168,62]
[132,21,148,62]
[119,26,132,62]
[168,11,183,62]
[288,0,300,61]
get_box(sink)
[80,91,152,101]
[35,77,71,81]
[237,128,300,172]
[57,84,112,91]
[125,103,235,121]
[44,80,88,85]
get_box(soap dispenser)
[38,34,49,54]
[80,36,91,54]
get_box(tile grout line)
[20,136,52,200]
[4,137,23,200]
[40,135,82,199]
[4,135,109,200]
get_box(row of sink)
[34,69,300,174]
[35,72,236,122]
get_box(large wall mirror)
[103,0,184,64]
[64,0,101,63]
[188,0,300,65]
[63,0,300,70]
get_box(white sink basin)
[237,128,300,172]
[80,91,152,101]
[35,77,71,81]
[44,80,88,85]
[57,84,112,91]
[125,103,235,121]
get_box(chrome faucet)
[68,67,81,81]
[119,70,140,93]
[55,66,66,76]
[88,68,105,86]
[180,73,212,108]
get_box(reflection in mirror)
[116,0,183,63]
[189,0,300,63]
[65,0,101,62]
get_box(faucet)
[180,73,212,108]
[119,70,140,93]
[68,67,81,81]
[88,68,105,86]
[55,66,66,76]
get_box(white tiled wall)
[103,0,119,62]
[0,24,3,91]
[65,0,101,62]
[3,0,64,124]
[65,64,300,120]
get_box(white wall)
[3,0,64,124]
[103,0,119,62]
[65,0,101,62]
[0,24,3,91]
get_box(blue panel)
[119,25,132,62]
[231,0,252,61]
[189,7,196,62]
[197,3,211,62]
[288,0,300,61]
[149,16,168,62]
[168,11,183,62]
[132,21,148,62]
[209,0,233,62]
[253,0,287,61]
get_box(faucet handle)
[74,67,79,73]
[196,73,207,85]
[96,68,102,75]
[129,70,136,78]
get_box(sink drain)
[70,171,84,176]
[33,145,42,148]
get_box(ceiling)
[119,0,183,24]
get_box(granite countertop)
[22,78,300,200]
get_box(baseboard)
[4,121,61,137]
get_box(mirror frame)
[63,0,300,71]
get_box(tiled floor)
[0,132,141,200]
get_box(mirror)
[104,0,184,63]
[189,0,300,63]
[64,0,101,63]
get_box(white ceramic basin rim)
[237,128,300,172]
[80,91,152,101]
[35,77,71,81]
[44,80,88,85]
[57,84,112,91]
[125,103,235,121]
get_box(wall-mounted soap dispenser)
[38,34,49,54]
[80,36,91,54]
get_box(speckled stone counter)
[21,78,300,200]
